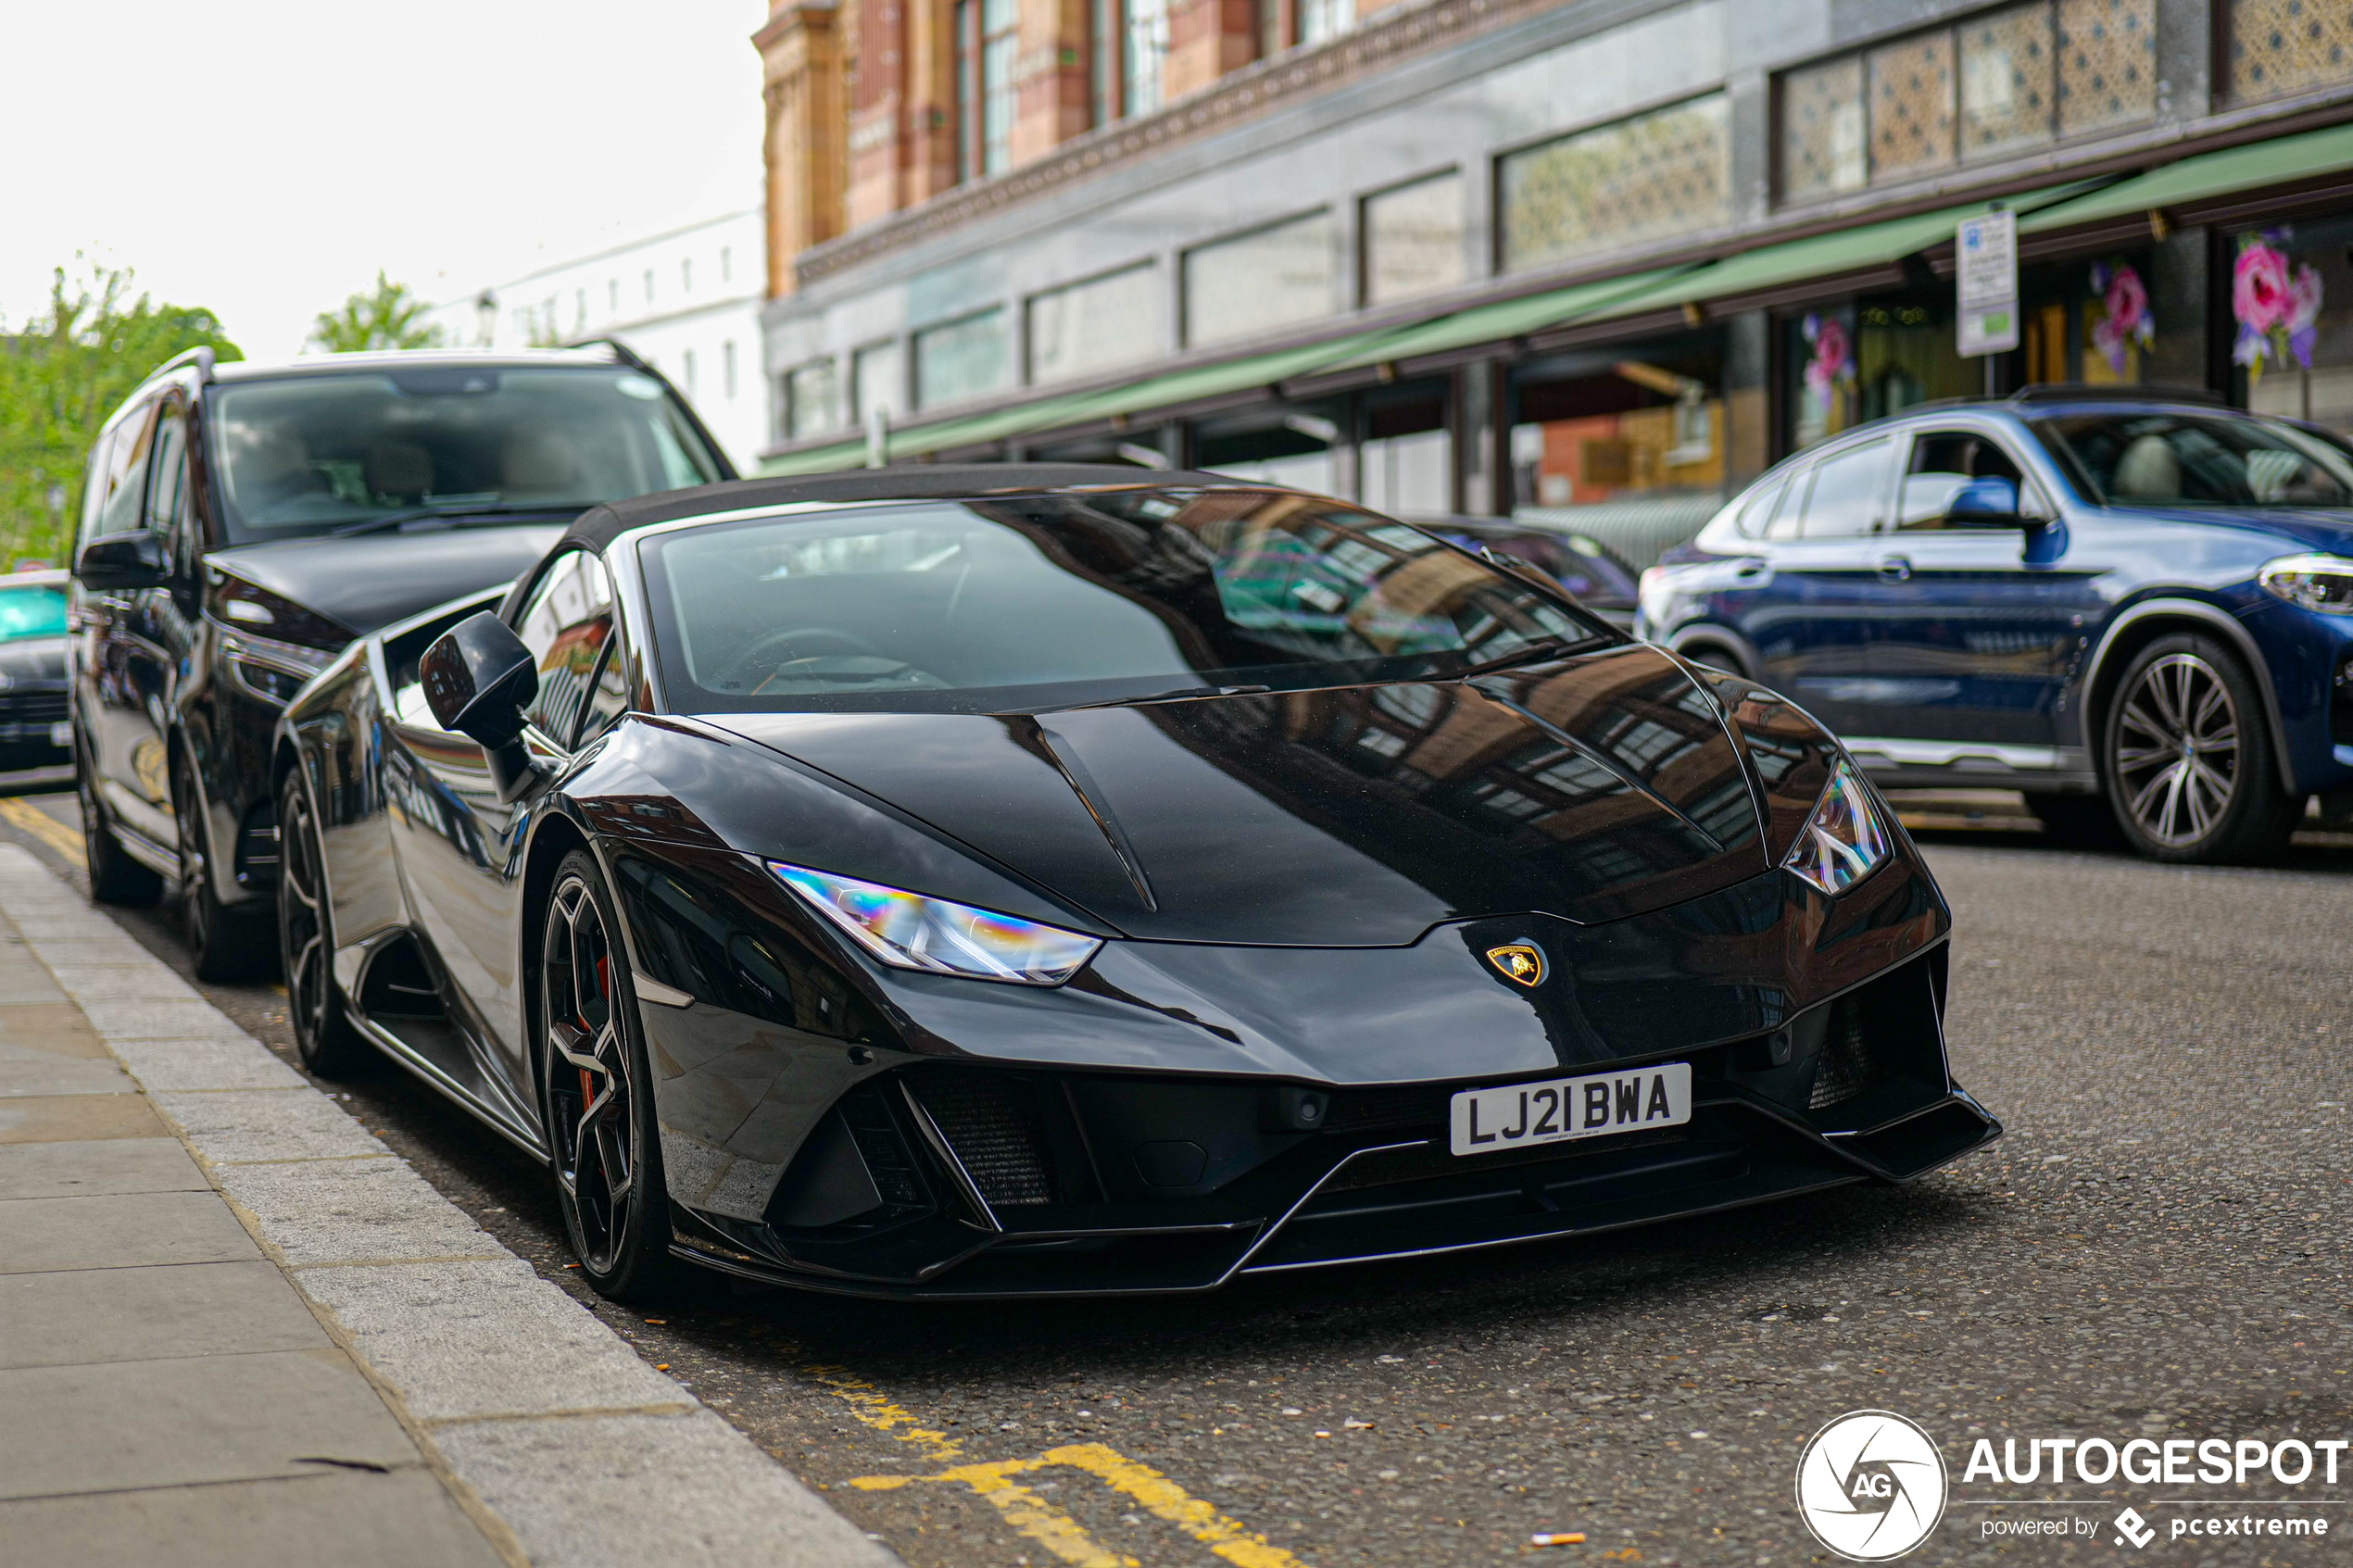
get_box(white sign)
[1956,208,2019,358]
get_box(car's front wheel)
[538,849,681,1301]
[172,751,274,982]
[276,770,371,1076]
[2102,633,2303,864]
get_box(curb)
[0,844,898,1568]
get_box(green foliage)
[310,271,443,354]
[0,258,242,570]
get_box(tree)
[309,271,443,353]
[0,257,241,570]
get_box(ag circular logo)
[1795,1410,1949,1561]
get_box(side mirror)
[421,612,538,747]
[73,531,170,592]
[1944,476,2029,528]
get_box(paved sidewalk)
[0,844,895,1568]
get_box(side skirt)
[345,1004,549,1162]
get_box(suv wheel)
[171,751,274,982]
[2102,633,2304,864]
[77,737,162,905]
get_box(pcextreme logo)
[1795,1410,1950,1561]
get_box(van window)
[1798,439,1894,537]
[94,402,158,536]
[147,404,191,532]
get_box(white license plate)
[47,722,69,747]
[1449,1062,1692,1158]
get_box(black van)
[69,345,732,977]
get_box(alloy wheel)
[173,764,213,958]
[277,782,332,1048]
[543,872,637,1274]
[2113,652,2240,848]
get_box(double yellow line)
[0,797,83,862]
[795,1360,1305,1568]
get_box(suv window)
[94,402,158,537]
[1799,439,1894,537]
[1730,475,1789,538]
[146,404,191,533]
[1899,430,2030,528]
[514,552,614,748]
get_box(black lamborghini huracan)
[273,467,1999,1300]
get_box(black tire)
[276,770,371,1076]
[2024,792,2123,849]
[76,737,162,905]
[2102,633,2304,864]
[538,848,682,1301]
[172,751,274,983]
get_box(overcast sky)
[1,1,768,359]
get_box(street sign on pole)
[1956,207,2019,358]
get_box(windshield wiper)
[1028,683,1274,714]
[1452,639,1584,679]
[331,503,583,538]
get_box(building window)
[721,246,733,284]
[1498,94,1731,275]
[1184,211,1335,347]
[1362,171,1466,307]
[683,349,698,396]
[1123,0,1170,118]
[1028,264,1161,383]
[644,269,656,304]
[2227,0,2353,102]
[682,258,694,294]
[573,289,586,331]
[609,279,620,315]
[1295,0,1353,47]
[956,0,1019,180]
[1514,333,1727,503]
[914,309,1012,408]
[724,341,738,400]
[786,359,842,438]
[1780,0,2155,202]
[851,342,904,428]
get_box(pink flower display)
[1801,316,1852,398]
[2234,231,2323,379]
[2088,261,2154,375]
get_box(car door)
[1745,435,1899,738]
[385,550,616,1106]
[1860,426,2102,751]
[137,397,204,850]
[81,400,174,847]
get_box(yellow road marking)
[0,797,82,863]
[793,1353,1304,1566]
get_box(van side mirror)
[1944,476,2027,527]
[73,531,170,592]
[421,612,537,747]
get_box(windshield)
[2032,409,2353,508]
[0,584,67,642]
[638,488,1612,714]
[207,366,724,543]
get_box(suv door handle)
[1730,557,1769,583]
[1877,556,1913,583]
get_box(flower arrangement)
[1801,313,1854,401]
[2087,262,2153,375]
[2233,231,2322,382]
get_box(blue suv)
[1636,388,2353,863]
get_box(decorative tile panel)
[1500,94,1730,274]
[2058,0,2157,130]
[2229,0,2353,103]
[1782,56,1868,201]
[1869,31,1957,179]
[1961,2,2056,157]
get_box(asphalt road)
[5,782,2348,1567]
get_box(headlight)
[2258,553,2353,614]
[1783,759,1890,896]
[769,862,1101,985]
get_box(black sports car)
[274,467,1999,1301]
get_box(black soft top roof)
[555,464,1236,555]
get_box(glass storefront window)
[913,309,1011,409]
[1497,95,1730,275]
[1362,172,1466,307]
[1786,297,1977,451]
[1359,385,1452,517]
[1194,403,1344,495]
[2228,0,2353,103]
[786,359,841,439]
[1028,265,1161,384]
[1184,212,1336,347]
[1511,336,1725,507]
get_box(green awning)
[2020,119,2353,233]
[1321,266,1696,370]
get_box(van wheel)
[173,752,274,982]
[2103,633,2303,864]
[77,739,161,905]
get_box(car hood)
[207,524,569,639]
[2092,504,2353,556]
[0,635,66,683]
[703,643,1769,946]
